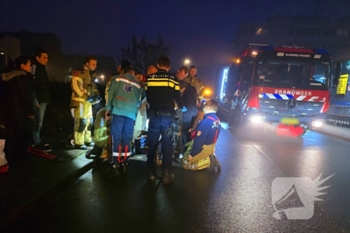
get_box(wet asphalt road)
[13,123,350,233]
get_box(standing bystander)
[176,66,188,81]
[1,57,38,163]
[31,49,52,152]
[179,80,198,157]
[184,66,204,99]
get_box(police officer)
[145,56,184,184]
[70,56,101,150]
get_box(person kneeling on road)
[182,99,221,170]
[105,66,142,173]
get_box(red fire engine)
[218,44,331,136]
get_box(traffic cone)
[0,139,9,173]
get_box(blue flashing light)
[220,67,229,101]
[250,45,274,51]
[314,49,329,54]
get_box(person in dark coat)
[1,56,38,163]
[31,48,52,152]
[179,80,198,157]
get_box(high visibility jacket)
[105,73,142,121]
[70,66,99,107]
[94,107,108,147]
[145,69,183,112]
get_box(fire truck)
[218,44,331,135]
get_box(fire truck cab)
[220,44,331,135]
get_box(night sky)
[1,0,350,86]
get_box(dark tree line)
[120,35,171,74]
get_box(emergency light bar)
[241,45,329,57]
[275,47,314,53]
[248,43,269,47]
[314,49,328,54]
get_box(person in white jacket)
[133,97,148,140]
[132,65,157,140]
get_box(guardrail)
[326,103,350,128]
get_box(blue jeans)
[32,103,47,145]
[147,115,173,170]
[110,115,134,161]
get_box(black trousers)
[180,121,192,154]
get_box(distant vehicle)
[217,44,331,135]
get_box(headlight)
[312,120,324,128]
[249,115,264,124]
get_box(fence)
[326,103,350,128]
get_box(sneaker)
[75,144,88,150]
[162,170,175,184]
[85,148,92,159]
[41,139,50,147]
[33,143,52,153]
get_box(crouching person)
[105,66,142,174]
[182,99,221,170]
[85,107,109,160]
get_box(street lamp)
[184,59,190,66]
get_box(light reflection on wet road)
[16,124,350,233]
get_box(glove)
[91,96,102,105]
[181,106,188,112]
[86,96,94,102]
[91,99,101,105]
